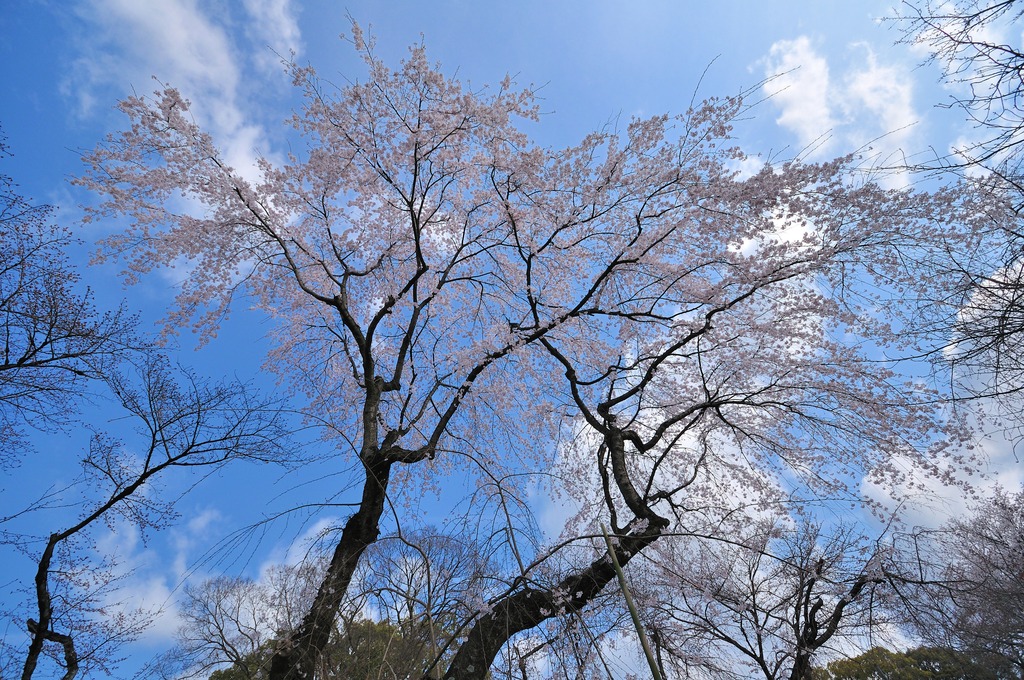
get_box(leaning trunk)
[267,455,393,680]
[442,525,665,680]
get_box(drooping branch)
[267,454,394,680]
[442,407,671,680]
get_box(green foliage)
[815,646,1011,680]
[206,617,445,680]
[329,618,439,680]
[209,660,262,680]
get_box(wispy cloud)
[67,0,239,116]
[842,43,917,167]
[242,0,304,73]
[761,36,919,183]
[65,0,302,182]
[90,507,227,645]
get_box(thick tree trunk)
[789,650,813,680]
[442,525,665,680]
[22,533,81,680]
[23,535,56,680]
[268,455,393,680]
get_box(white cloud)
[170,508,224,578]
[124,576,181,643]
[87,507,228,646]
[841,43,917,171]
[93,522,182,644]
[255,515,340,577]
[761,36,920,184]
[762,37,837,156]
[860,413,1024,531]
[71,0,240,110]
[727,154,769,181]
[65,0,300,184]
[242,0,304,73]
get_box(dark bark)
[25,619,77,680]
[437,388,679,680]
[441,522,666,680]
[787,565,879,680]
[267,454,394,680]
[22,535,75,680]
[18,360,285,679]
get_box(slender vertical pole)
[602,525,663,680]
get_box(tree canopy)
[5,8,1024,677]
[816,646,1013,680]
[68,28,1010,680]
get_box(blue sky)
[0,1,1008,676]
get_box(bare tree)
[155,560,325,680]
[353,530,490,678]
[894,1,1024,404]
[16,357,288,680]
[159,531,484,680]
[0,127,293,679]
[896,0,1024,181]
[639,518,890,680]
[893,487,1024,677]
[0,129,135,459]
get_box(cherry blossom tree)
[78,29,999,679]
